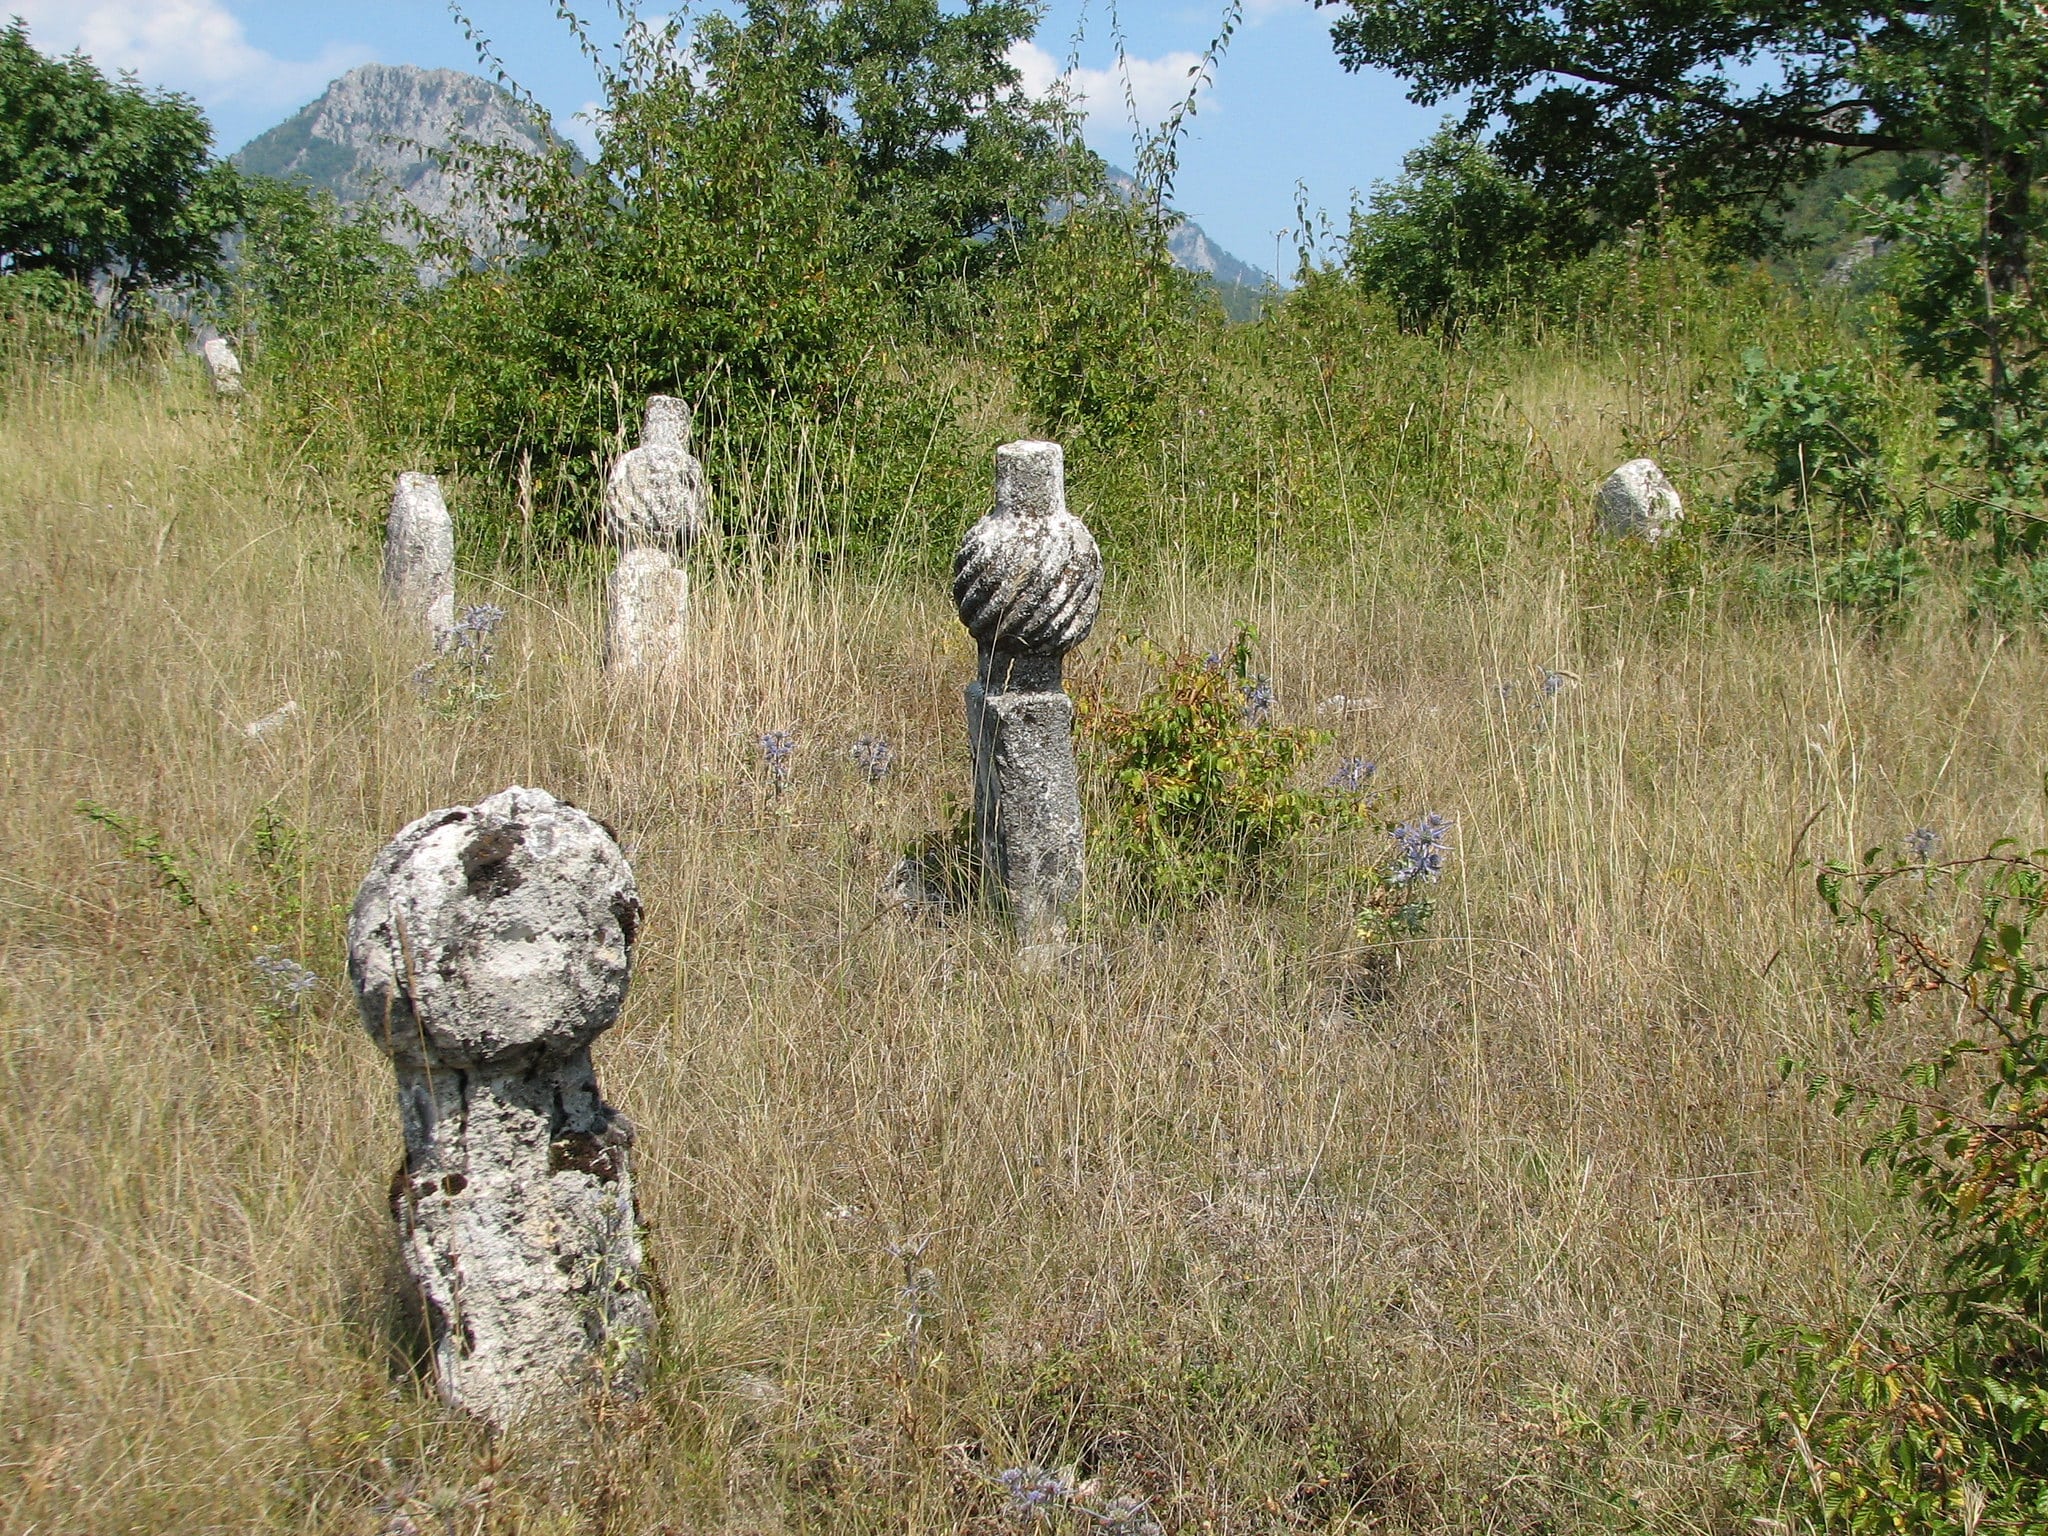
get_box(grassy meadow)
[3,320,2041,1534]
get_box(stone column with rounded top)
[952,440,1102,951]
[201,337,243,397]
[347,785,654,1425]
[384,472,456,640]
[604,395,707,672]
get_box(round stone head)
[348,786,642,1069]
[953,440,1103,657]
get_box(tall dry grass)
[2,349,2041,1534]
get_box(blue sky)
[8,0,1451,273]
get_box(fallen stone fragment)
[241,701,300,739]
[1596,458,1683,544]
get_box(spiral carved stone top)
[603,396,707,551]
[953,441,1102,658]
[347,786,641,1071]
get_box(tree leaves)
[0,20,238,297]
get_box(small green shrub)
[1969,559,2048,631]
[1744,833,2048,1533]
[1820,544,1928,619]
[1733,353,1892,538]
[1077,628,1337,908]
[1077,629,1451,950]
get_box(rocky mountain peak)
[233,63,551,248]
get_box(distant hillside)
[1104,166,1271,319]
[233,64,552,249]
[237,65,1272,313]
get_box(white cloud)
[1007,39,1215,149]
[10,0,366,115]
[565,100,605,160]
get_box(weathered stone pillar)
[952,440,1102,951]
[347,786,655,1426]
[384,472,457,640]
[604,396,707,673]
[201,337,243,397]
[606,548,692,673]
[1596,458,1683,544]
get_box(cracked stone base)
[390,1054,653,1425]
[605,548,688,673]
[967,679,1084,949]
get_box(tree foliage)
[1318,0,2048,273]
[1345,125,1551,330]
[0,19,239,299]
[350,0,1103,524]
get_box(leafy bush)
[1345,126,1554,332]
[1078,629,1450,949]
[1729,351,1931,619]
[227,1,1094,561]
[228,178,416,332]
[1734,354,1892,535]
[1819,544,1929,618]
[992,199,1201,451]
[1745,835,2048,1533]
[0,268,98,336]
[1869,178,2048,566]
[1969,558,2048,630]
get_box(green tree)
[996,197,1198,448]
[1317,0,2046,280]
[777,0,1089,292]
[407,4,887,510]
[1345,124,1551,330]
[317,0,1097,536]
[231,178,415,325]
[1318,2,2048,571]
[0,19,239,302]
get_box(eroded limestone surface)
[953,440,1102,656]
[348,786,653,1425]
[605,547,689,673]
[603,396,707,674]
[603,396,707,554]
[383,473,456,638]
[1596,458,1684,544]
[952,442,1101,953]
[202,337,243,397]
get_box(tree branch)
[1514,57,1922,152]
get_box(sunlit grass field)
[3,344,2040,1534]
